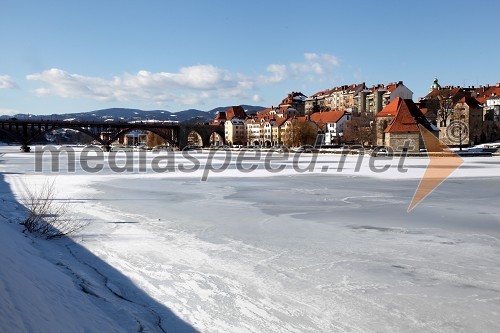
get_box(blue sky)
[1,0,499,115]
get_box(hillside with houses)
[212,79,500,152]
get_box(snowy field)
[1,146,500,332]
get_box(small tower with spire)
[429,78,441,92]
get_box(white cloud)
[25,53,340,106]
[260,64,288,83]
[0,75,17,89]
[258,53,340,84]
[26,66,255,105]
[290,53,339,76]
[252,94,262,103]
[304,53,339,66]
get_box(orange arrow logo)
[408,124,464,212]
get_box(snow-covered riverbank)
[1,147,500,332]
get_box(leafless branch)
[21,179,88,239]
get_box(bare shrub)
[21,179,87,239]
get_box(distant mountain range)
[0,105,266,123]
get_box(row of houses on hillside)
[213,83,412,147]
[374,79,500,152]
[212,78,500,151]
[218,98,434,151]
[417,79,500,146]
[213,98,352,147]
[304,81,413,115]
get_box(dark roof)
[214,111,226,120]
[424,87,470,102]
[383,98,433,133]
[225,106,247,120]
[459,97,482,109]
[281,91,307,105]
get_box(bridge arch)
[26,126,105,145]
[179,125,225,148]
[0,128,22,143]
[209,132,224,146]
[186,130,204,146]
[108,127,177,147]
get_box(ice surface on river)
[1,147,500,332]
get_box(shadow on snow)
[0,172,198,333]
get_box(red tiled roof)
[459,97,482,109]
[225,106,246,120]
[424,87,469,101]
[419,108,429,115]
[310,111,346,127]
[214,111,227,120]
[274,117,288,127]
[256,108,273,121]
[386,85,396,92]
[345,83,366,93]
[310,89,332,98]
[376,97,402,117]
[258,107,272,115]
[281,91,307,105]
[366,84,385,93]
[384,99,431,133]
[278,105,290,113]
[327,83,365,94]
[475,86,500,99]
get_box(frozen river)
[2,146,500,332]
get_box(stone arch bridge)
[0,119,225,151]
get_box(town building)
[418,78,475,124]
[327,83,365,112]
[124,130,147,146]
[485,95,500,122]
[418,79,500,144]
[305,89,332,115]
[215,106,247,145]
[310,111,350,145]
[280,107,301,118]
[212,105,247,125]
[224,118,246,146]
[437,97,483,147]
[281,116,319,147]
[375,98,436,152]
[279,92,307,116]
[244,118,261,146]
[474,83,500,142]
[484,95,500,142]
[356,81,413,115]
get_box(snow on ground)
[0,175,127,333]
[1,146,500,332]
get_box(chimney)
[496,83,500,88]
